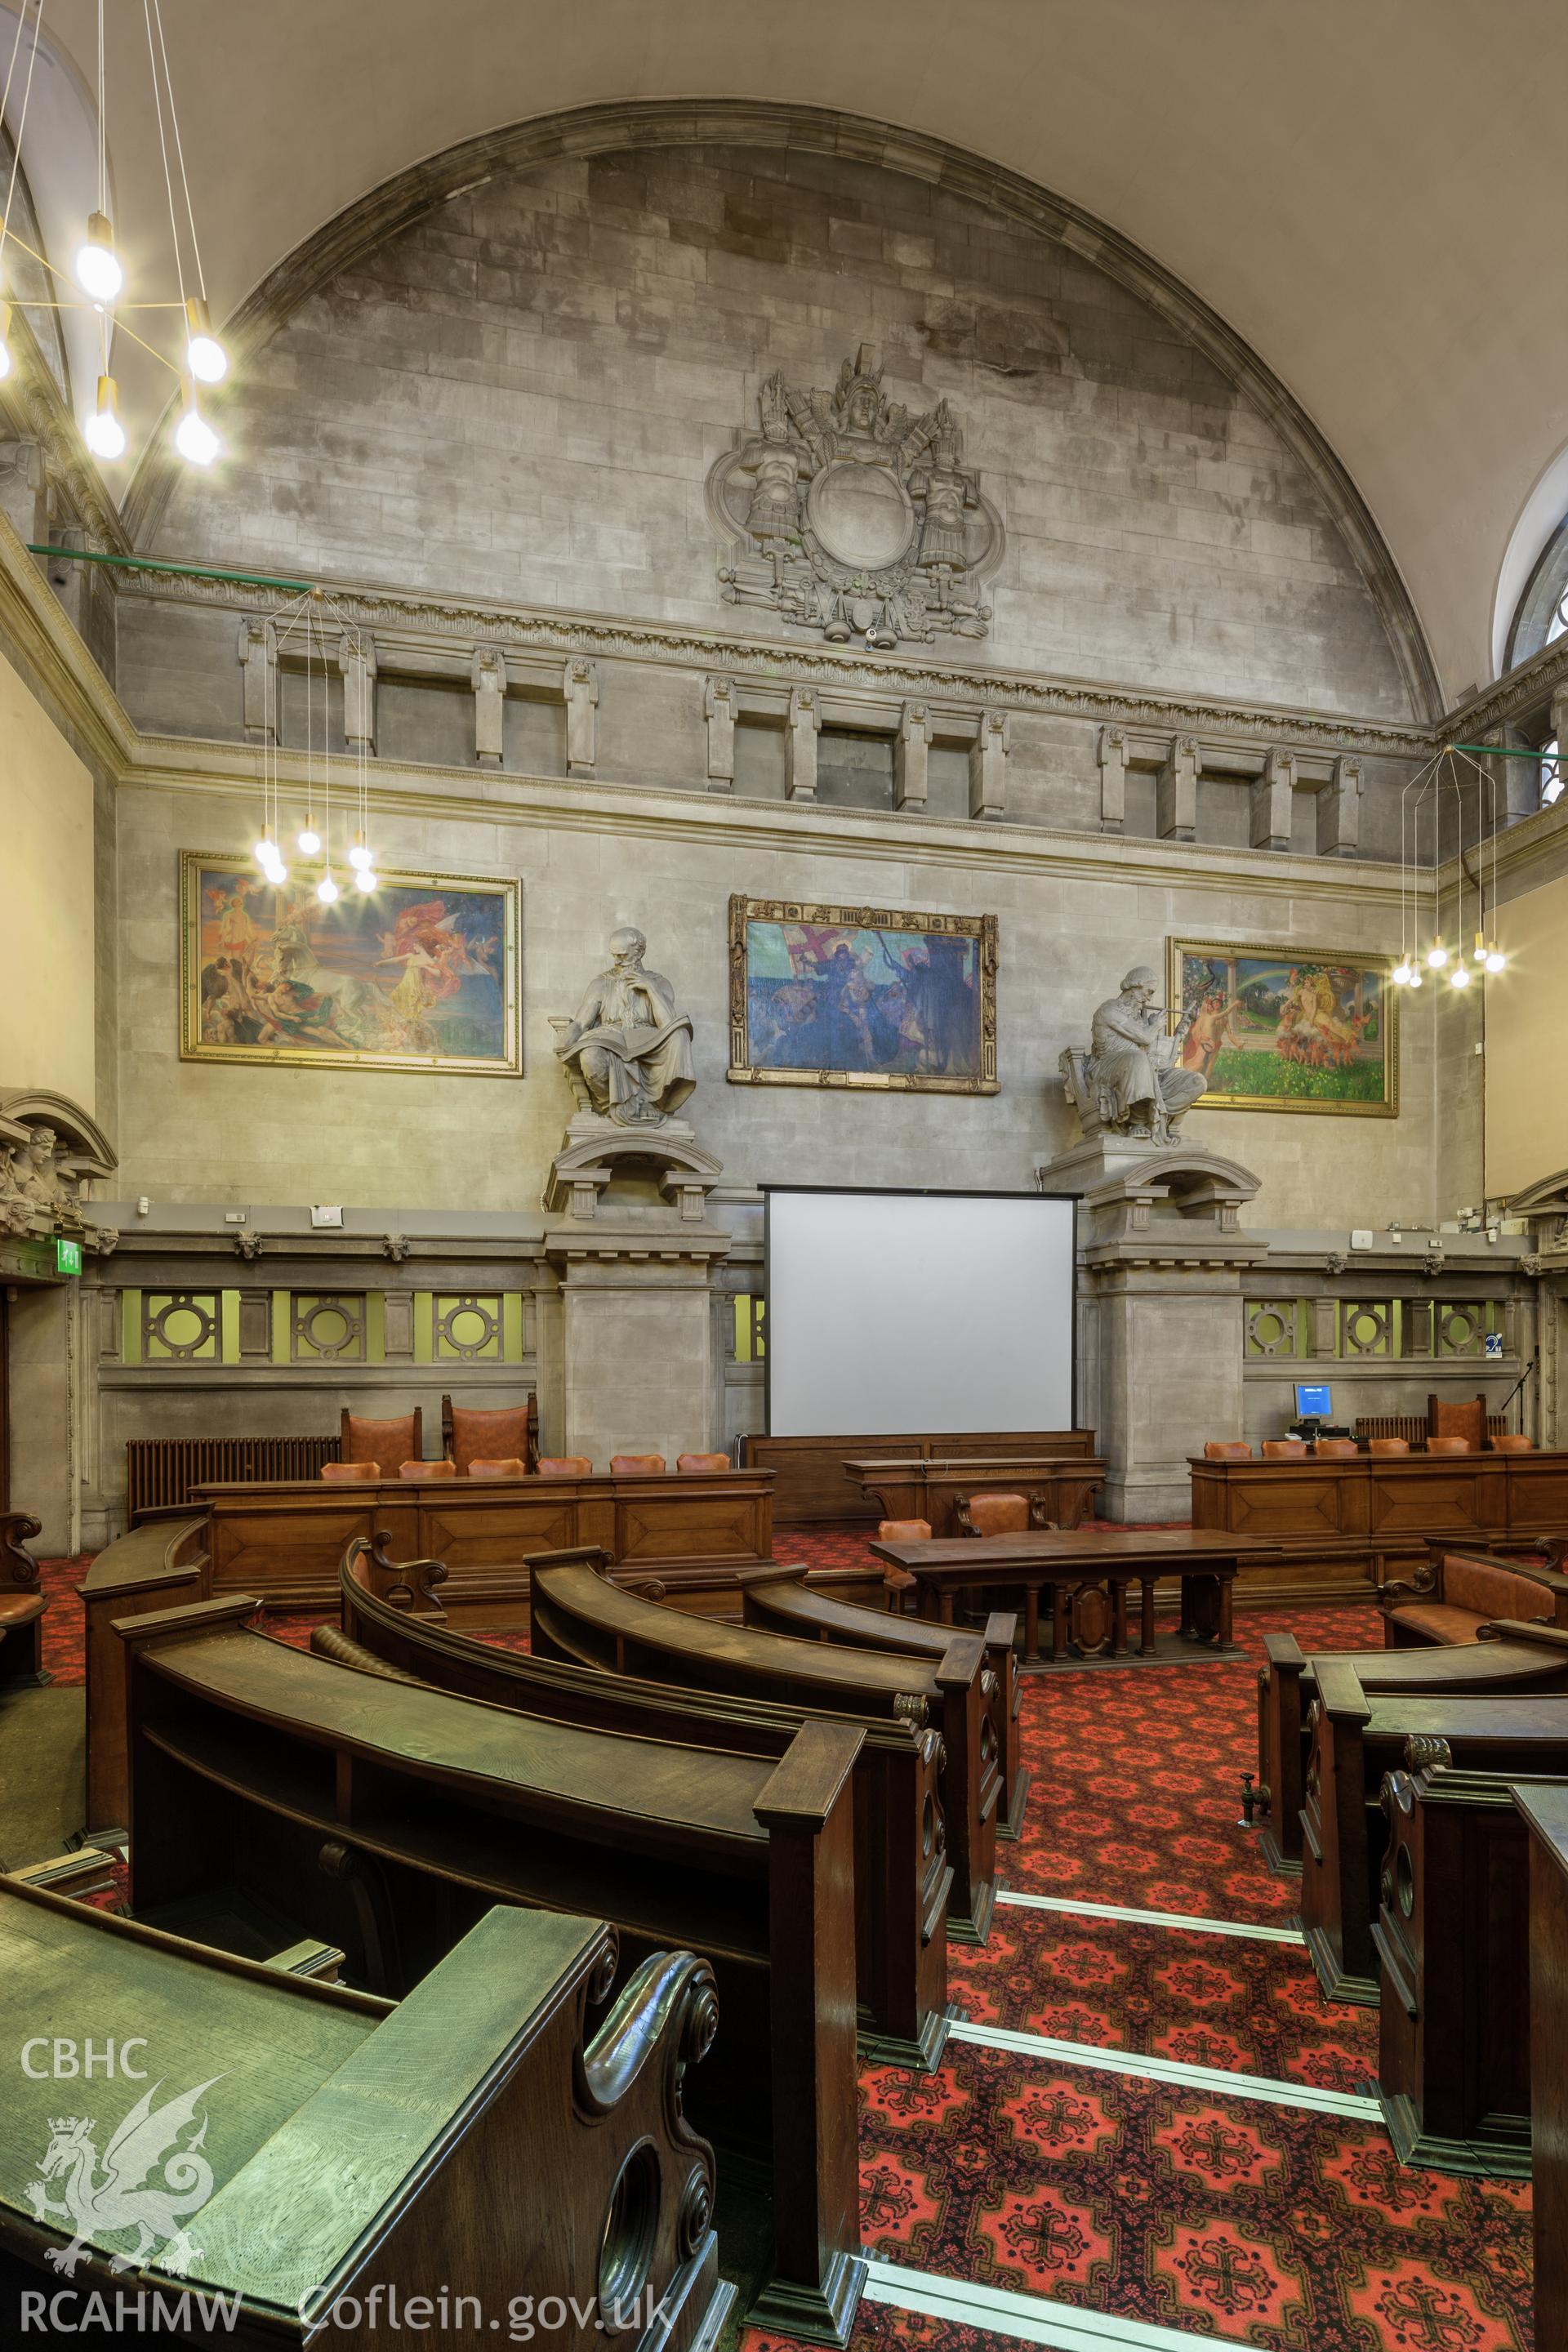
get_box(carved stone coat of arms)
[706,344,1004,651]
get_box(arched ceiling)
[20,0,1568,702]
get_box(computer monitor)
[1294,1381,1333,1419]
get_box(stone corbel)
[471,646,507,766]
[1098,726,1127,834]
[785,686,820,802]
[338,630,377,754]
[895,701,931,811]
[238,617,278,744]
[969,710,1008,821]
[564,657,599,777]
[704,675,736,791]
[1250,748,1294,852]
[1316,756,1362,858]
[1156,736,1199,841]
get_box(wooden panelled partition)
[745,1430,1097,1522]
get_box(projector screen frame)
[760,1182,1080,1439]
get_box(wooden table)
[868,1528,1272,1663]
[844,1455,1105,1536]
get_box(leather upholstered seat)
[537,1456,593,1477]
[1202,1441,1251,1459]
[448,1401,534,1477]
[466,1457,528,1479]
[399,1458,457,1481]
[1262,1440,1307,1459]
[676,1453,730,1472]
[877,1517,931,1613]
[1313,1438,1359,1457]
[1367,1437,1410,1454]
[322,1459,380,1482]
[1382,1548,1567,1648]
[959,1491,1030,1537]
[341,1409,421,1481]
[611,1454,666,1475]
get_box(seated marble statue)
[555,928,697,1127]
[1083,965,1206,1141]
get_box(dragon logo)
[25,2076,224,2278]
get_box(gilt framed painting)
[180,853,521,1075]
[1165,938,1396,1116]
[728,896,999,1093]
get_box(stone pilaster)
[704,675,736,790]
[786,686,820,801]
[895,700,930,810]
[1098,725,1126,833]
[338,630,377,754]
[471,646,506,765]
[564,657,599,777]
[1316,755,1362,858]
[238,617,277,743]
[542,1218,731,1468]
[1156,735,1199,841]
[968,710,1008,820]
[1250,748,1294,851]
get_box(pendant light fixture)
[1391,745,1512,995]
[252,593,380,907]
[0,0,230,466]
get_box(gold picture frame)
[728,895,999,1094]
[1165,936,1398,1117]
[181,853,522,1076]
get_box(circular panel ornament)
[805,459,915,571]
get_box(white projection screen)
[764,1187,1077,1437]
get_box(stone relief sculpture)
[0,1114,117,1253]
[1061,966,1208,1146]
[555,928,697,1129]
[706,343,1003,650]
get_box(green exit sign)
[54,1237,82,1276]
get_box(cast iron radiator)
[1353,1414,1506,1444]
[127,1434,338,1521]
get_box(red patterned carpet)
[31,1536,1535,2348]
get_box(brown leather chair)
[957,1490,1030,1537]
[1424,1437,1472,1454]
[321,1460,380,1483]
[537,1456,593,1477]
[1261,1440,1307,1459]
[877,1518,931,1614]
[1489,1433,1534,1452]
[1312,1438,1359,1457]
[1367,1437,1410,1455]
[676,1453,730,1472]
[466,1456,528,1479]
[341,1408,421,1481]
[1428,1392,1486,1451]
[446,1398,535,1478]
[399,1458,457,1481]
[1202,1441,1252,1459]
[1381,1544,1568,1646]
[610,1454,666,1475]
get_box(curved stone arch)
[0,1089,116,1174]
[120,97,1441,723]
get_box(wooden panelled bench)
[1379,1539,1568,1646]
[332,1541,953,2070]
[1298,1657,1568,2003]
[1256,1614,1568,1874]
[0,1512,47,1689]
[528,1551,1000,1944]
[114,1597,866,2345]
[1372,1742,1563,2177]
[1517,1782,1568,2352]
[0,1875,731,2350]
[738,1566,1028,1842]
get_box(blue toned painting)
[185,858,519,1073]
[744,916,983,1080]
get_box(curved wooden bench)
[0,1876,730,2348]
[0,1510,47,1689]
[1256,1612,1568,1875]
[529,1552,1000,1944]
[1299,1657,1568,2004]
[739,1566,1027,1841]
[335,1541,952,2069]
[80,1511,210,1834]
[114,1594,866,2345]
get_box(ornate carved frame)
[1165,935,1399,1119]
[728,893,999,1095]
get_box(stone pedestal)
[542,1216,731,1469]
[1038,1134,1264,1522]
[542,1109,723,1225]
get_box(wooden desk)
[118,1597,865,2345]
[0,1878,730,2350]
[1517,1782,1568,2352]
[743,1429,1097,1522]
[869,1528,1262,1663]
[844,1456,1105,1537]
[1193,1450,1568,1543]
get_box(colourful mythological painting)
[180,854,520,1074]
[727,896,998,1093]
[1166,938,1396,1116]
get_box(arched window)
[1506,519,1568,670]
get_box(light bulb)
[354,866,377,893]
[1450,960,1471,989]
[1426,938,1448,969]
[1392,960,1411,987]
[175,380,219,467]
[1484,947,1506,973]
[253,836,274,865]
[184,296,227,385]
[264,860,287,886]
[83,375,126,461]
[348,842,371,869]
[1409,969,1423,990]
[316,875,339,905]
[74,212,123,301]
[0,302,11,381]
[296,825,321,854]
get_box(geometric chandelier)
[1391,744,1507,992]
[0,0,225,468]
